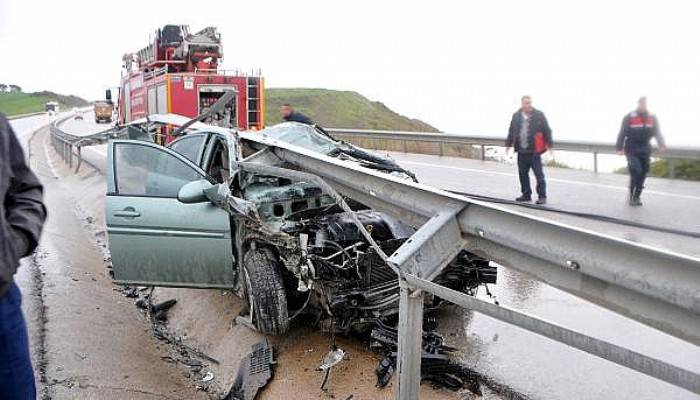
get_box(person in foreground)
[616,97,666,206]
[280,104,313,125]
[0,113,47,399]
[506,95,553,205]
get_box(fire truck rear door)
[105,140,235,288]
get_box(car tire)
[243,247,289,335]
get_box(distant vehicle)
[73,108,83,120]
[45,101,59,115]
[94,101,113,123]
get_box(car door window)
[114,142,204,198]
[168,134,207,164]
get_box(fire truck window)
[115,143,203,198]
[208,140,230,183]
[169,135,207,164]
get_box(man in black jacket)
[0,113,46,399]
[506,96,553,204]
[616,97,666,206]
[280,104,313,125]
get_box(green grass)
[0,91,89,116]
[0,92,53,116]
[265,88,438,132]
[614,158,700,181]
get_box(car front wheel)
[243,247,289,335]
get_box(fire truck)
[118,25,265,143]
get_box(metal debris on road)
[370,319,481,395]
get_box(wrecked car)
[104,115,496,334]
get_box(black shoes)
[515,195,547,205]
[628,187,643,206]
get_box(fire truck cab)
[118,25,264,144]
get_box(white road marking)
[400,160,700,201]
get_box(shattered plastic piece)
[152,299,177,312]
[202,371,214,382]
[135,298,148,309]
[121,286,138,298]
[375,356,395,388]
[318,346,345,371]
[371,320,481,395]
[226,340,275,400]
[318,346,345,390]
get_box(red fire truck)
[118,25,264,143]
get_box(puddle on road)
[437,265,700,400]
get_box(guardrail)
[49,114,80,170]
[49,110,115,172]
[240,130,700,399]
[327,128,700,177]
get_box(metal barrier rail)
[238,130,700,399]
[49,114,81,171]
[327,128,700,176]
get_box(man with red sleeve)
[506,95,553,205]
[616,97,666,206]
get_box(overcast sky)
[1,0,698,145]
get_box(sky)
[1,0,699,145]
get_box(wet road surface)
[389,151,700,399]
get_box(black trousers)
[517,152,546,198]
[626,152,650,191]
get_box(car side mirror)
[202,182,231,207]
[177,180,213,203]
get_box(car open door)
[106,140,235,288]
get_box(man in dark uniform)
[506,95,553,204]
[616,97,666,206]
[0,113,47,399]
[280,104,313,125]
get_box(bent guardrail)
[240,130,700,399]
[327,128,700,177]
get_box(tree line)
[0,84,22,93]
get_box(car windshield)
[261,123,338,154]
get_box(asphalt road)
[10,115,206,399]
[35,115,700,399]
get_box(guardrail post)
[402,139,407,153]
[396,284,423,400]
[481,144,486,161]
[593,152,598,173]
[75,146,82,173]
[68,144,73,168]
[439,141,444,157]
[669,159,676,179]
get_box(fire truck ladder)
[247,77,261,129]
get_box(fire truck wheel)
[243,247,289,335]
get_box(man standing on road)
[280,104,313,125]
[506,96,553,204]
[616,97,666,206]
[0,113,47,399]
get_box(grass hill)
[0,91,89,116]
[265,88,438,132]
